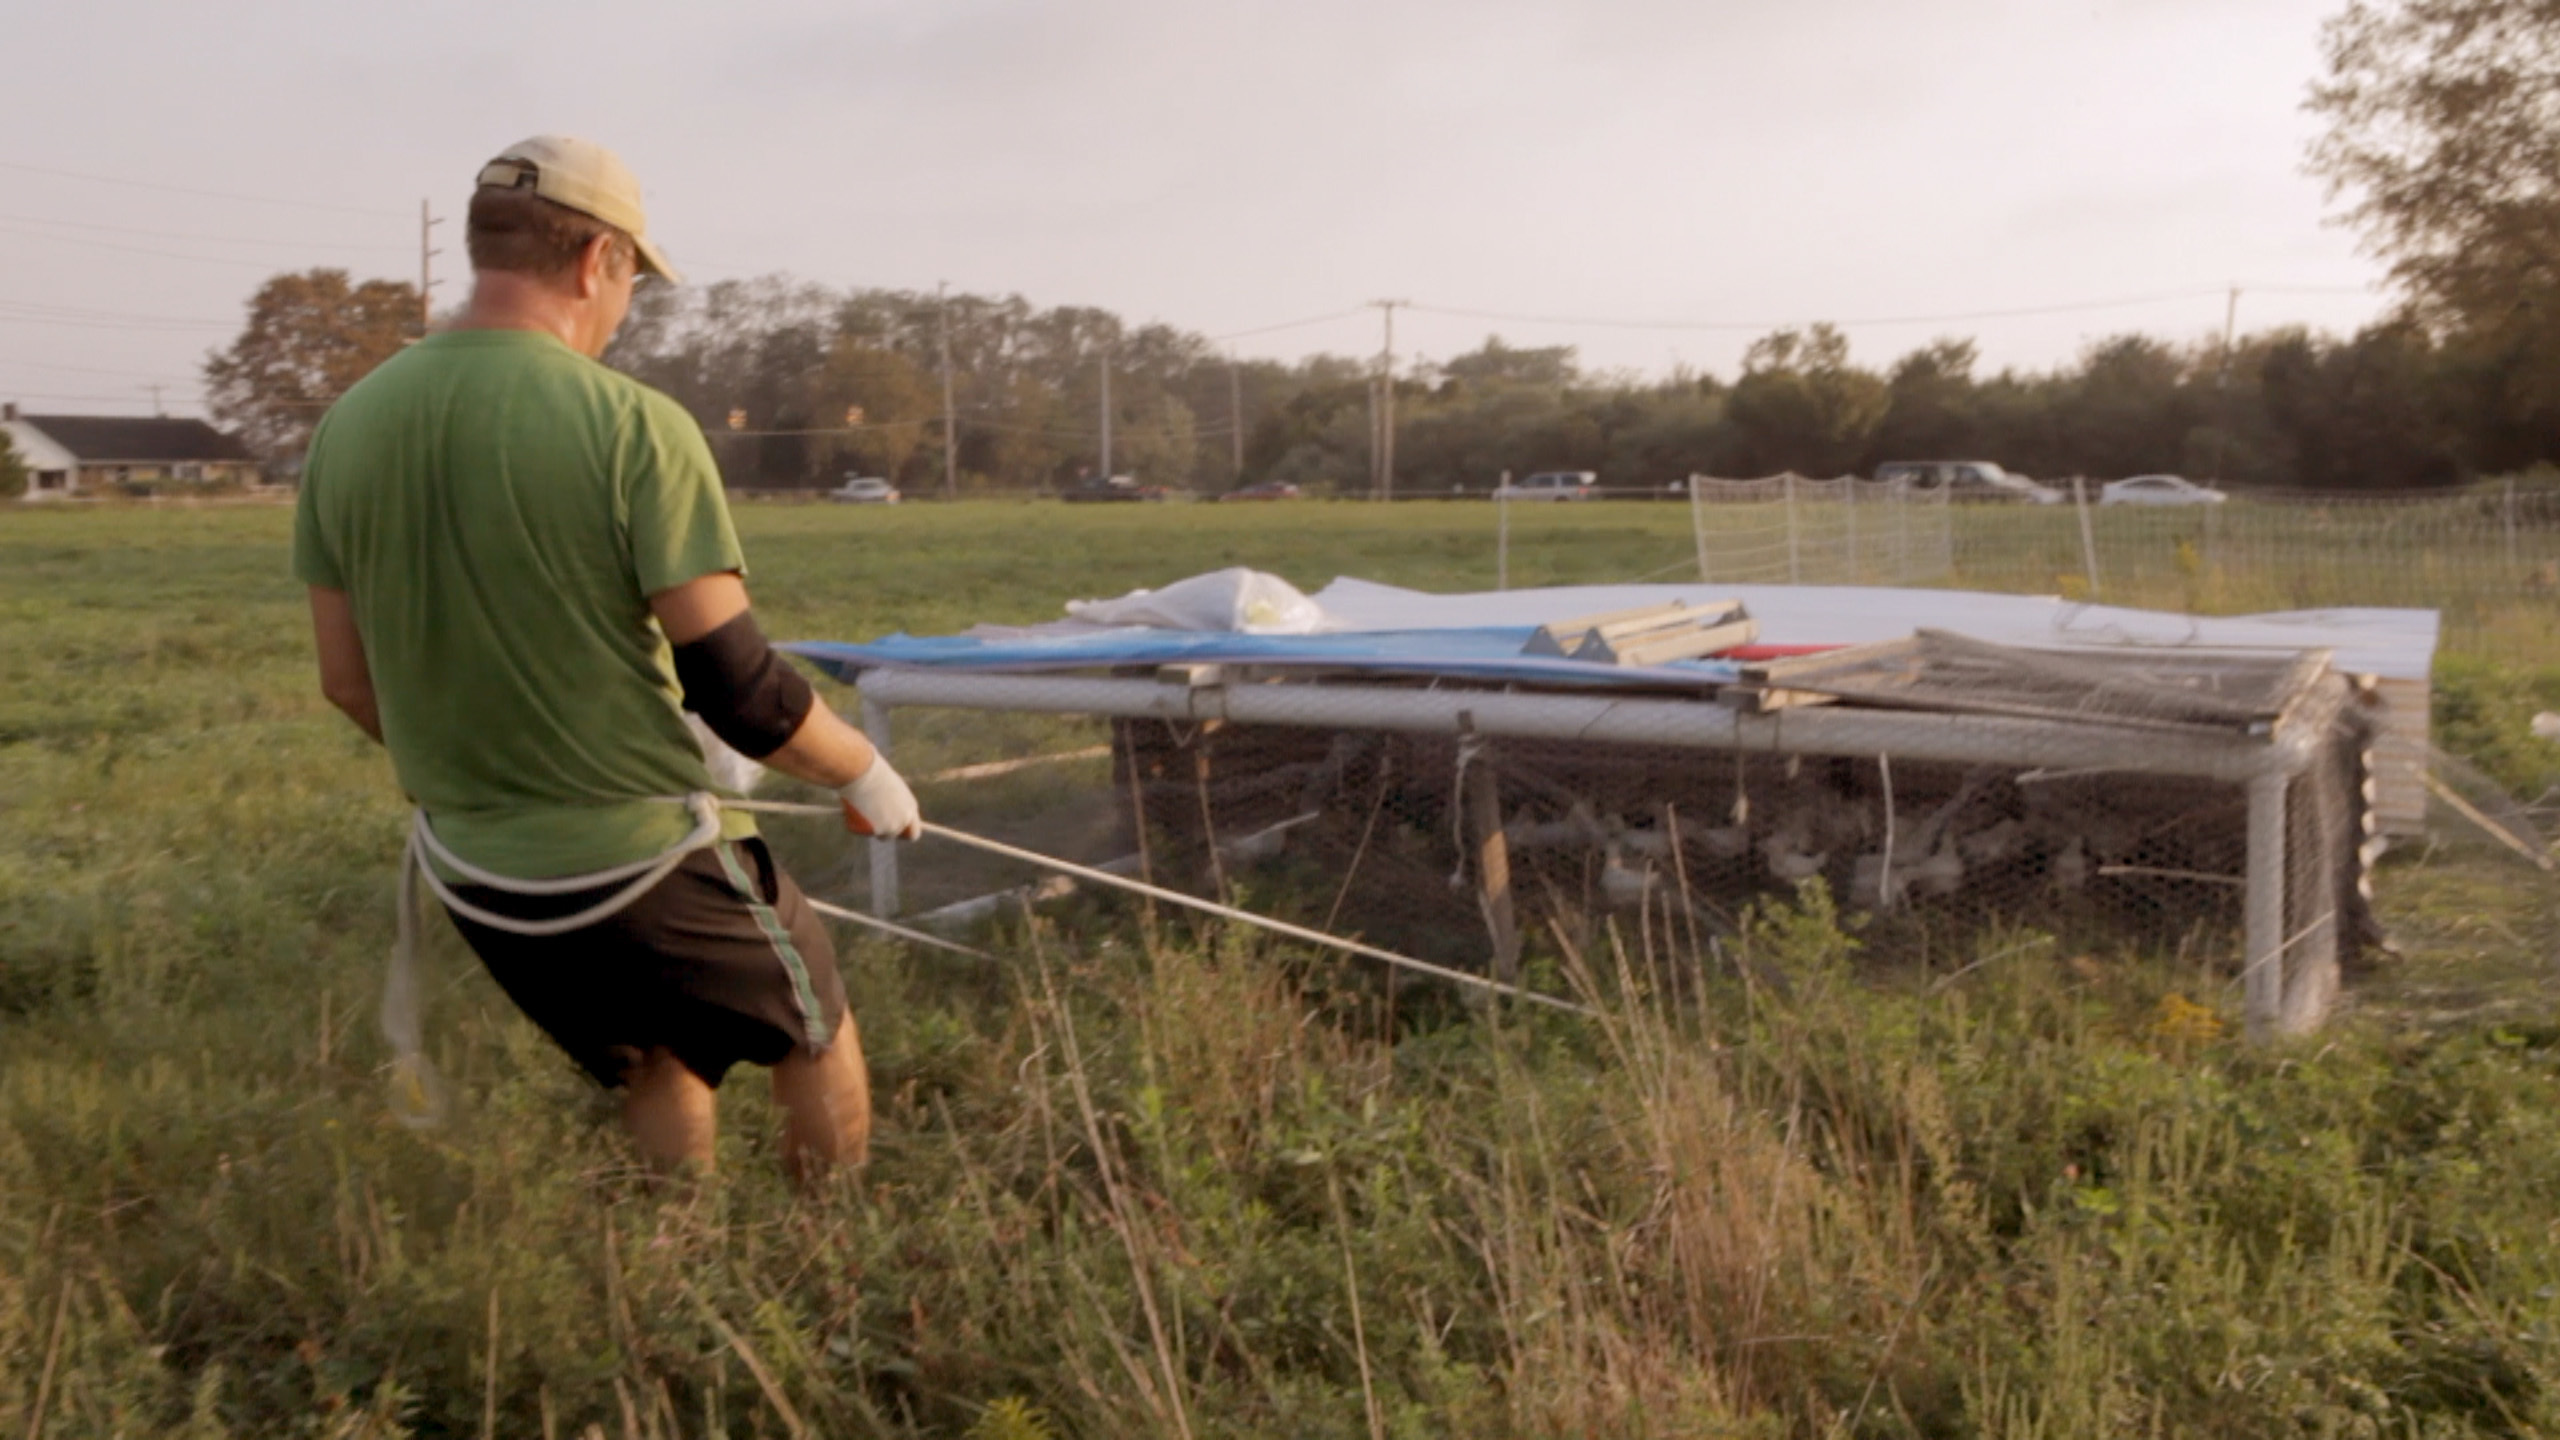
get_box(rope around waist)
[407,792,729,937]
[387,792,793,1128]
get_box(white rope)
[803,896,1001,962]
[409,792,724,935]
[381,789,1589,1126]
[919,818,1593,1015]
[733,796,1590,1013]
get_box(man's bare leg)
[623,1047,718,1171]
[773,1020,871,1183]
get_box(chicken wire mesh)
[844,656,2380,1023]
[1113,709,2374,971]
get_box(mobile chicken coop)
[791,573,2437,1038]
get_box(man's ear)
[575,233,614,299]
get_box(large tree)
[2063,334,2200,479]
[2309,0,2560,468]
[0,431,25,500]
[807,337,939,486]
[2262,322,2463,488]
[1867,338,1985,466]
[203,270,420,461]
[1724,325,1889,476]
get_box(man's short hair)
[466,187,638,282]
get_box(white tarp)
[1066,567,1332,634]
[1307,578,2441,681]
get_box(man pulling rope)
[295,136,919,1183]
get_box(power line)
[0,298,234,332]
[0,388,203,405]
[0,211,407,253]
[953,415,1107,440]
[0,160,405,218]
[0,294,233,318]
[1208,308,1365,341]
[2241,283,2378,296]
[0,222,323,271]
[0,357,201,382]
[0,316,233,333]
[711,419,940,438]
[1406,287,2275,334]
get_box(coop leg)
[2279,790,2340,1037]
[863,696,900,917]
[1462,746,1523,987]
[2243,773,2286,1040]
[2279,913,2340,1035]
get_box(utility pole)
[937,281,958,499]
[1228,354,1244,485]
[418,200,443,337]
[1099,349,1113,480]
[145,383,164,417]
[1370,299,1405,500]
[2208,285,2240,486]
[1366,376,1380,496]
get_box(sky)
[0,0,2391,420]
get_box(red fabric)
[1723,643,1842,661]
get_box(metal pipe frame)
[856,668,2338,1036]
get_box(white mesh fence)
[1679,474,1956,586]
[1485,477,2560,662]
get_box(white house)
[3,404,262,502]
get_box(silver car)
[2100,474,2225,507]
[830,476,902,504]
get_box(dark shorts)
[444,837,848,1090]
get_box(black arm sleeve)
[670,610,816,760]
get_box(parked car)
[1221,481,1302,501]
[1493,470,1599,501]
[1062,474,1170,502]
[2100,474,2226,507]
[829,476,901,504]
[1874,460,2060,505]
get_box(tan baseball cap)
[474,135,683,283]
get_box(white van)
[1493,470,1598,501]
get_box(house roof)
[20,415,252,464]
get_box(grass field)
[5,500,2560,1438]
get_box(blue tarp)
[784,627,1741,690]
[782,576,2441,695]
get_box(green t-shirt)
[293,328,757,879]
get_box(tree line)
[200,0,2559,495]
[608,289,2533,494]
[201,271,2542,496]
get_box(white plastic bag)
[1065,567,1332,634]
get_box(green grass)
[3,501,2559,1438]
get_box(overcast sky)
[1,0,2389,419]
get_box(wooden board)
[1524,599,1757,666]
[2368,674,2430,838]
[1610,618,1761,668]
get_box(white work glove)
[838,754,922,840]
